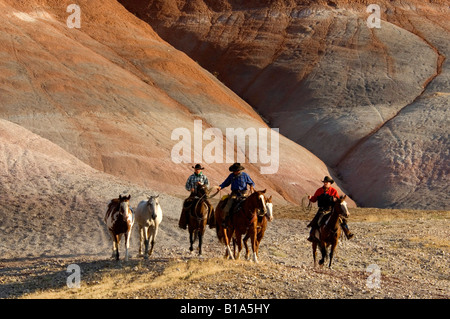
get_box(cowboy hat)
[322,176,334,184]
[229,162,245,172]
[192,164,205,170]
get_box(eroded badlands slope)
[0,0,349,205]
[121,0,449,208]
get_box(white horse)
[135,195,163,259]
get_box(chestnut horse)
[312,195,349,268]
[215,190,267,262]
[104,194,134,261]
[186,184,214,256]
[242,195,273,260]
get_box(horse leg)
[124,232,131,261]
[189,230,194,253]
[138,226,143,257]
[318,243,327,266]
[198,231,203,256]
[108,231,116,259]
[243,234,250,260]
[329,240,338,268]
[234,233,242,260]
[223,227,234,260]
[232,238,236,258]
[256,229,264,259]
[114,234,121,261]
[142,226,149,259]
[148,225,157,256]
[250,230,258,263]
[312,241,317,267]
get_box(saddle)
[220,195,246,213]
[317,212,331,227]
[317,211,343,227]
[217,195,246,224]
[183,196,198,209]
[313,211,344,241]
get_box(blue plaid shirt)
[219,172,255,191]
[185,172,209,192]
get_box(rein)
[193,193,207,214]
[189,194,209,224]
[207,189,220,199]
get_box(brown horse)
[186,184,214,256]
[242,195,273,260]
[215,190,267,262]
[104,194,134,261]
[312,195,350,268]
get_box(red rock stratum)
[0,0,350,206]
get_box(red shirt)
[310,187,339,203]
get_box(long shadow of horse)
[0,255,140,298]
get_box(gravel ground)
[0,204,448,299]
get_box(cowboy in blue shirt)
[217,163,255,218]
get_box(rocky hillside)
[120,0,449,209]
[0,0,352,205]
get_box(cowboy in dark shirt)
[307,176,353,242]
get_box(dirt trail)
[0,205,448,299]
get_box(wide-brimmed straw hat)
[192,164,205,170]
[322,176,334,184]
[229,163,245,172]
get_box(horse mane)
[107,199,120,214]
[107,195,130,214]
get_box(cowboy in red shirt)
[307,176,353,242]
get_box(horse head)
[334,195,349,218]
[253,189,267,215]
[147,195,160,220]
[196,184,208,197]
[118,194,131,215]
[265,195,273,222]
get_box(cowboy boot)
[341,220,354,239]
[307,227,317,242]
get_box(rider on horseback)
[178,164,213,229]
[307,176,353,242]
[216,163,255,225]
